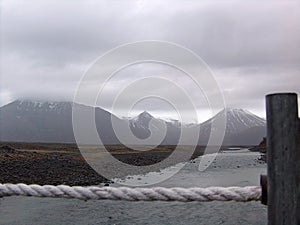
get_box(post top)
[266,93,298,98]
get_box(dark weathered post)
[266,93,300,225]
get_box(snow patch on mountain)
[15,100,72,114]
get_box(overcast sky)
[0,0,299,121]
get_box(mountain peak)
[200,107,266,135]
[138,111,153,119]
[225,108,264,120]
[224,107,248,113]
[130,111,155,133]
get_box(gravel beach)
[0,143,206,185]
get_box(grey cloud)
[161,2,300,68]
[0,0,299,118]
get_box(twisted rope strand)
[0,183,261,202]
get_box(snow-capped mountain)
[198,108,266,145]
[200,108,265,134]
[0,100,266,146]
[129,111,156,139]
[129,111,181,144]
[0,100,122,144]
[129,113,182,128]
[223,108,265,133]
[130,111,154,129]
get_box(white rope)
[0,183,261,202]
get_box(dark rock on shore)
[0,145,20,154]
[0,146,109,186]
[249,137,266,162]
[249,137,266,153]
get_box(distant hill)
[0,100,266,146]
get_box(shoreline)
[0,143,206,186]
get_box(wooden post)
[260,174,268,205]
[266,93,300,225]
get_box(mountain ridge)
[0,100,266,145]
